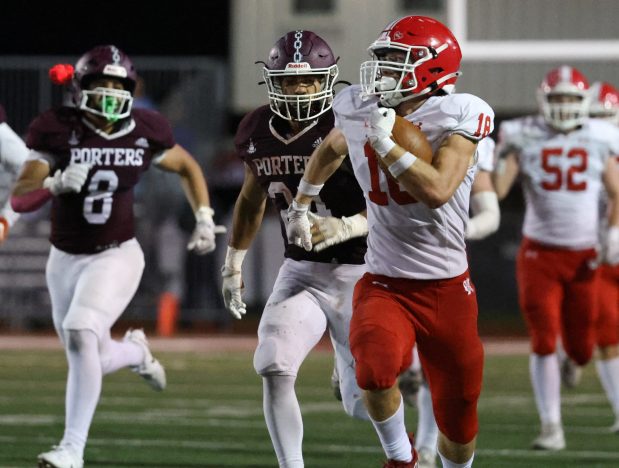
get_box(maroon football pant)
[350,270,483,445]
[516,237,599,365]
[597,264,619,347]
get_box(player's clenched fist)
[43,163,91,195]
[368,107,396,157]
[286,200,312,251]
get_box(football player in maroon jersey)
[221,31,370,466]
[10,45,223,468]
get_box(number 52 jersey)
[498,115,619,248]
[26,106,175,254]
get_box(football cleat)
[560,357,582,388]
[37,445,83,468]
[532,423,565,450]
[331,363,342,402]
[398,368,422,407]
[417,447,436,468]
[383,433,419,467]
[124,328,167,391]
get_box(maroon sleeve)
[234,106,269,163]
[132,108,175,153]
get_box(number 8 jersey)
[25,106,175,254]
[498,115,619,248]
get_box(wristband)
[195,206,215,222]
[388,152,418,178]
[298,179,324,197]
[224,246,247,271]
[372,137,396,158]
[290,199,310,213]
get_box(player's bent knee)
[354,351,401,390]
[65,329,98,353]
[253,337,298,376]
[434,395,479,444]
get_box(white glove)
[603,226,619,266]
[43,163,90,195]
[221,246,247,319]
[368,107,396,157]
[308,212,368,252]
[187,206,227,255]
[286,200,312,251]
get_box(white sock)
[99,330,144,375]
[370,396,411,462]
[60,330,102,457]
[530,353,561,425]
[438,451,475,468]
[262,375,304,468]
[415,383,438,452]
[596,357,619,417]
[411,345,421,372]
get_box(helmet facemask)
[538,90,590,132]
[263,64,338,121]
[360,43,458,107]
[79,86,133,122]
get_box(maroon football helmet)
[360,16,462,107]
[73,45,137,121]
[263,30,338,121]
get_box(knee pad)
[253,336,298,376]
[354,346,402,390]
[65,329,98,353]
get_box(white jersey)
[476,136,495,173]
[498,115,619,248]
[333,85,494,279]
[0,122,28,226]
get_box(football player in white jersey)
[406,135,499,468]
[0,104,28,244]
[493,66,619,450]
[287,15,494,468]
[559,81,619,433]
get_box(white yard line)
[0,334,530,354]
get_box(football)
[391,115,433,163]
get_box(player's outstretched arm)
[222,165,267,320]
[156,144,226,254]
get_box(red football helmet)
[360,16,462,107]
[73,45,137,121]
[589,81,619,125]
[262,30,338,121]
[537,65,590,131]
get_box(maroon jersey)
[235,105,366,264]
[26,107,175,254]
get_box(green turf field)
[0,346,617,467]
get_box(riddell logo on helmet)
[102,64,127,78]
[285,62,310,70]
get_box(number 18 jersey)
[498,115,619,248]
[333,85,494,280]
